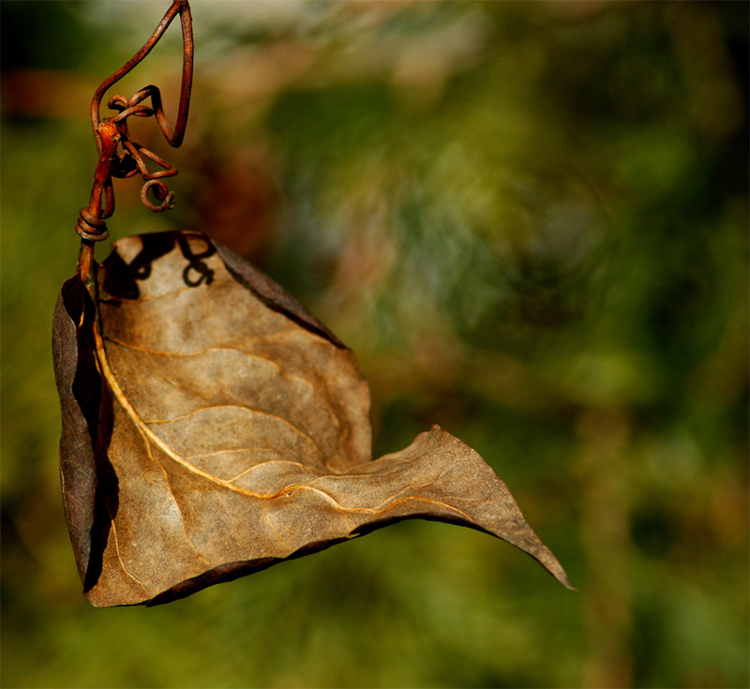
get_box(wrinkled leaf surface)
[53,230,572,606]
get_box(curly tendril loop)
[141,179,176,213]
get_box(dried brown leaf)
[53,230,572,607]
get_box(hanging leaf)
[53,230,573,607]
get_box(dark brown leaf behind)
[53,230,572,607]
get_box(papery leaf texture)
[53,230,573,607]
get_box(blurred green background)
[1,1,747,687]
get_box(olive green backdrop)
[2,1,747,687]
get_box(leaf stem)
[77,240,95,287]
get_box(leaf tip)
[558,572,578,592]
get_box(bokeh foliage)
[1,1,747,687]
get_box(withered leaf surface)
[53,230,572,607]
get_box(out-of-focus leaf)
[53,230,572,607]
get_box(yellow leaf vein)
[109,521,151,595]
[228,460,318,484]
[103,336,341,430]
[141,429,215,571]
[143,404,323,457]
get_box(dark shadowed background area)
[1,1,748,687]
